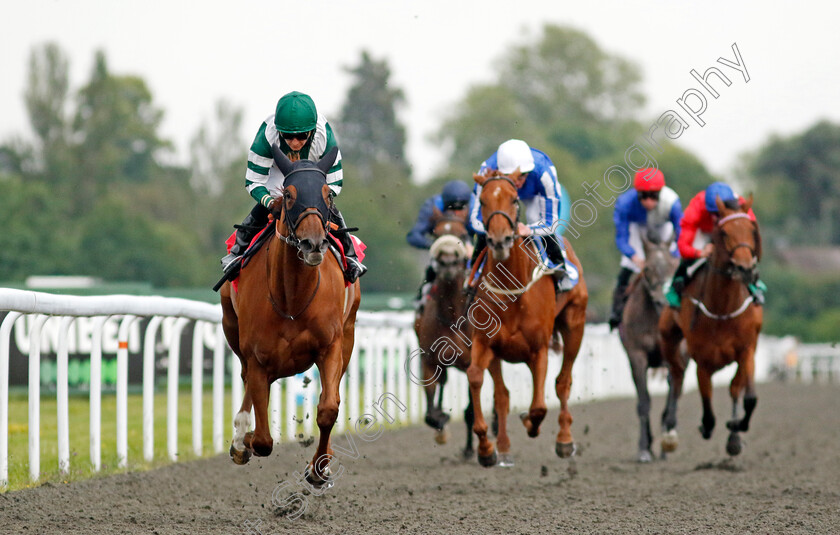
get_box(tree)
[24,43,69,150]
[439,24,646,173]
[748,120,840,245]
[189,99,245,198]
[337,51,409,177]
[72,51,172,206]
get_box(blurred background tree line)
[1,25,837,342]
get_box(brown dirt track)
[3,382,838,534]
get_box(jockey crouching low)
[665,181,766,308]
[469,139,571,294]
[608,168,682,330]
[406,180,475,309]
[221,91,366,283]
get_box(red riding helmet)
[634,168,665,192]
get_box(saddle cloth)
[226,224,366,292]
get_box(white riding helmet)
[496,139,535,175]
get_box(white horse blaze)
[233,410,250,450]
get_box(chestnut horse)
[220,146,361,485]
[658,196,762,456]
[467,171,588,467]
[618,233,686,462]
[414,207,474,455]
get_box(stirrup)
[221,253,241,272]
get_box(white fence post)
[0,311,22,488]
[167,317,190,462]
[143,316,164,462]
[56,316,74,474]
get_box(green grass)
[4,387,235,492]
[3,378,414,492]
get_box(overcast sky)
[2,1,839,184]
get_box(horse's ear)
[473,173,487,186]
[271,143,294,176]
[715,195,727,214]
[742,193,754,213]
[316,147,339,175]
[432,204,443,220]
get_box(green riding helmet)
[274,91,317,133]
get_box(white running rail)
[0,289,818,489]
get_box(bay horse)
[467,171,588,467]
[658,195,762,456]
[413,207,474,456]
[220,146,361,485]
[617,232,686,462]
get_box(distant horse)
[220,146,361,485]
[617,233,685,462]
[467,171,588,467]
[414,207,474,456]
[658,195,762,456]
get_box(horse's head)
[271,145,338,266]
[431,205,471,244]
[711,194,762,283]
[640,231,678,311]
[429,234,468,282]
[474,170,520,261]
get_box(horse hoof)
[304,465,335,489]
[699,425,713,440]
[461,447,475,461]
[497,452,515,467]
[661,429,679,452]
[478,450,497,467]
[434,428,449,445]
[555,442,576,458]
[229,444,252,465]
[726,432,742,456]
[637,450,653,463]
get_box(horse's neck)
[696,258,748,308]
[488,239,534,282]
[434,274,467,317]
[268,231,317,305]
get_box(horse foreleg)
[659,312,685,454]
[522,349,548,439]
[230,387,254,465]
[555,308,585,458]
[310,344,344,486]
[488,358,513,467]
[421,359,441,430]
[463,388,475,460]
[467,344,496,467]
[245,362,273,458]
[696,366,715,440]
[627,348,653,462]
[725,349,758,456]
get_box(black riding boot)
[608,267,635,330]
[542,234,569,293]
[221,203,270,272]
[331,209,367,283]
[415,264,437,302]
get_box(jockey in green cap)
[221,91,366,283]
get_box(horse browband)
[483,175,520,230]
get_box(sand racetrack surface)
[3,382,838,534]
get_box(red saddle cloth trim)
[226,225,272,293]
[226,229,366,293]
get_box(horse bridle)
[712,212,759,283]
[481,175,521,232]
[274,168,333,253]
